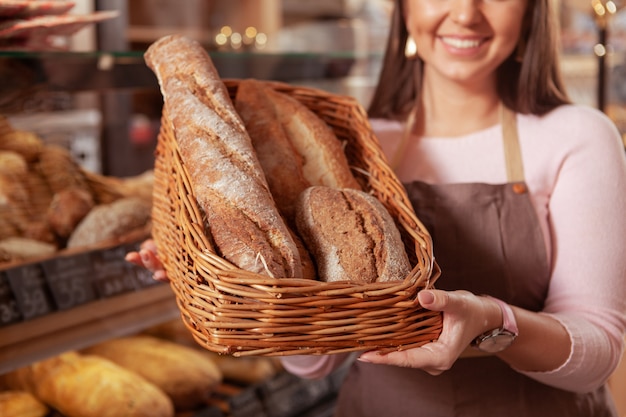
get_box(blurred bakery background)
[1,2,626,417]
[0,0,624,177]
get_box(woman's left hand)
[125,239,169,282]
[358,289,500,375]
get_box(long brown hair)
[367,0,570,120]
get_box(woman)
[129,0,626,415]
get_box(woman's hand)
[358,289,501,375]
[125,239,169,282]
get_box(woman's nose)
[449,0,482,25]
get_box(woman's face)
[405,0,529,87]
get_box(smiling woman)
[279,0,626,415]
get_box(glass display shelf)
[0,49,362,96]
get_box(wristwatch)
[472,296,518,353]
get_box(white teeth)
[441,37,481,49]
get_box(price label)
[41,253,97,310]
[123,242,161,289]
[5,263,55,320]
[91,246,137,298]
[0,271,22,326]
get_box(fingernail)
[140,251,150,264]
[419,290,434,305]
[357,354,372,363]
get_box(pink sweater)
[282,104,626,393]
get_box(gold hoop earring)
[515,37,526,62]
[405,35,417,59]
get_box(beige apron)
[334,107,619,417]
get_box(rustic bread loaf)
[145,34,302,279]
[142,319,282,385]
[0,390,49,417]
[35,144,90,196]
[234,79,359,222]
[83,335,222,411]
[262,86,360,190]
[67,196,151,249]
[47,187,95,240]
[0,129,44,163]
[0,237,56,262]
[234,79,312,222]
[295,186,411,283]
[0,351,174,417]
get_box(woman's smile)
[439,36,489,55]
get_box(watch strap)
[485,295,518,336]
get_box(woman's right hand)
[125,239,169,282]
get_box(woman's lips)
[439,36,491,57]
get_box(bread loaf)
[83,335,223,411]
[145,34,302,279]
[67,196,151,249]
[262,86,360,191]
[47,187,95,239]
[295,186,411,283]
[0,237,56,261]
[235,80,360,218]
[0,390,49,417]
[234,79,312,222]
[0,351,174,417]
[142,320,281,385]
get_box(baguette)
[83,335,223,411]
[234,79,311,222]
[234,79,359,222]
[263,86,360,190]
[295,186,411,283]
[145,35,302,278]
[0,390,49,417]
[0,351,174,417]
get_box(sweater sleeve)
[280,353,351,379]
[516,106,626,392]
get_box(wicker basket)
[151,80,442,356]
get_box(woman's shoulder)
[519,104,622,148]
[523,104,618,134]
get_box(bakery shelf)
[0,283,179,374]
[0,50,359,95]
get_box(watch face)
[477,333,516,353]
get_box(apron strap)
[391,107,417,171]
[500,105,525,183]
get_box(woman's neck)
[417,72,502,138]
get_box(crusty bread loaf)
[83,335,222,411]
[295,186,411,283]
[0,390,49,417]
[67,196,151,249]
[0,351,174,417]
[47,187,95,240]
[234,79,312,222]
[263,87,360,191]
[145,34,302,279]
[142,319,282,385]
[235,80,359,220]
[0,237,56,262]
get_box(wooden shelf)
[0,284,179,374]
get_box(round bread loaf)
[295,186,411,283]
